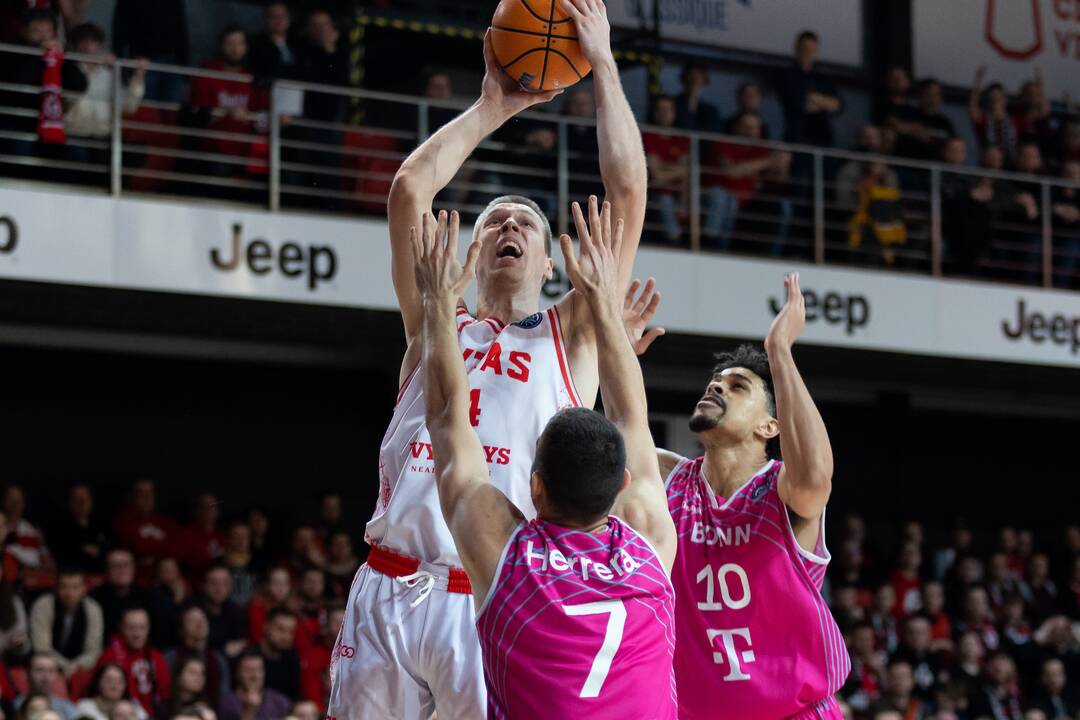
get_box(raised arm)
[390,34,562,343]
[969,65,987,124]
[765,273,833,549]
[413,210,522,602]
[560,199,675,571]
[561,0,647,286]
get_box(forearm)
[421,296,466,444]
[766,345,833,488]
[394,98,509,204]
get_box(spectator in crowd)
[247,509,273,571]
[291,699,320,720]
[702,111,791,249]
[316,494,344,546]
[987,552,1025,613]
[110,700,143,720]
[869,584,900,654]
[29,568,104,676]
[951,630,986,699]
[835,125,900,210]
[842,624,885,715]
[969,66,1019,165]
[149,557,188,650]
[181,493,224,578]
[90,549,152,640]
[161,657,207,720]
[16,654,78,720]
[956,585,1000,651]
[920,581,953,650]
[420,71,457,135]
[286,528,324,579]
[674,61,722,132]
[723,82,771,138]
[219,651,290,720]
[999,594,1032,655]
[642,95,690,244]
[874,66,912,131]
[934,524,975,581]
[248,568,293,646]
[248,1,298,80]
[293,568,325,654]
[892,615,941,699]
[324,532,359,599]
[298,602,342,707]
[96,607,170,716]
[969,651,1023,720]
[1015,70,1056,156]
[111,0,186,102]
[869,660,926,719]
[1061,121,1080,167]
[190,26,266,175]
[50,484,106,574]
[258,608,300,701]
[164,605,229,711]
[197,564,246,659]
[112,479,175,586]
[1052,160,1080,288]
[894,78,956,162]
[778,31,842,150]
[74,663,148,720]
[1024,553,1058,624]
[3,485,53,586]
[562,86,601,197]
[1033,657,1076,719]
[0,526,30,661]
[64,23,146,144]
[298,9,349,123]
[223,522,259,608]
[0,10,87,157]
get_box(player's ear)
[543,256,554,282]
[757,416,780,442]
[530,471,545,511]
[621,468,631,493]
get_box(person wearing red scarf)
[96,608,170,715]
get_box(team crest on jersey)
[750,482,769,501]
[514,312,544,329]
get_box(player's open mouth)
[698,395,725,411]
[496,241,523,259]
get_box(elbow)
[388,165,426,210]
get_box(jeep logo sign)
[210,222,336,290]
[769,288,869,335]
[0,216,17,255]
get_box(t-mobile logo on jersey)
[768,288,868,335]
[0,216,18,258]
[210,223,337,290]
[706,627,755,681]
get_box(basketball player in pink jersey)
[328,1,648,717]
[637,273,851,719]
[411,199,676,720]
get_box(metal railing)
[2,42,1080,290]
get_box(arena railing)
[2,42,1079,291]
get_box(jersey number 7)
[561,600,627,698]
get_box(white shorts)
[327,562,486,720]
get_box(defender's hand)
[623,278,666,356]
[411,210,480,305]
[764,273,806,353]
[560,195,623,310]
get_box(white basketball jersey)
[366,305,582,567]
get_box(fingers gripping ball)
[490,0,592,92]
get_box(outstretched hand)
[482,29,563,113]
[410,210,481,305]
[623,278,665,355]
[764,272,806,353]
[559,195,623,310]
[558,0,612,67]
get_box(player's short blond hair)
[474,195,552,256]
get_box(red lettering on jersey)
[409,442,434,460]
[462,348,474,362]
[484,445,499,463]
[479,342,504,375]
[469,389,482,426]
[496,447,511,465]
[507,351,532,382]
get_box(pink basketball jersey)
[477,517,677,720]
[666,458,850,719]
[366,306,580,566]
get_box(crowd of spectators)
[0,476,1074,720]
[0,479,357,720]
[2,2,1080,280]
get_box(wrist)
[475,96,514,130]
[764,341,793,359]
[590,55,619,81]
[422,294,458,316]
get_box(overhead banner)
[3,184,1080,368]
[606,0,863,66]
[913,0,1079,98]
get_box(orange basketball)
[490,0,592,93]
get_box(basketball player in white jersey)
[328,0,647,716]
[413,200,676,719]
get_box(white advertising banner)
[606,0,863,66]
[2,184,1080,368]
[913,0,1080,98]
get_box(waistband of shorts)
[367,544,473,594]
